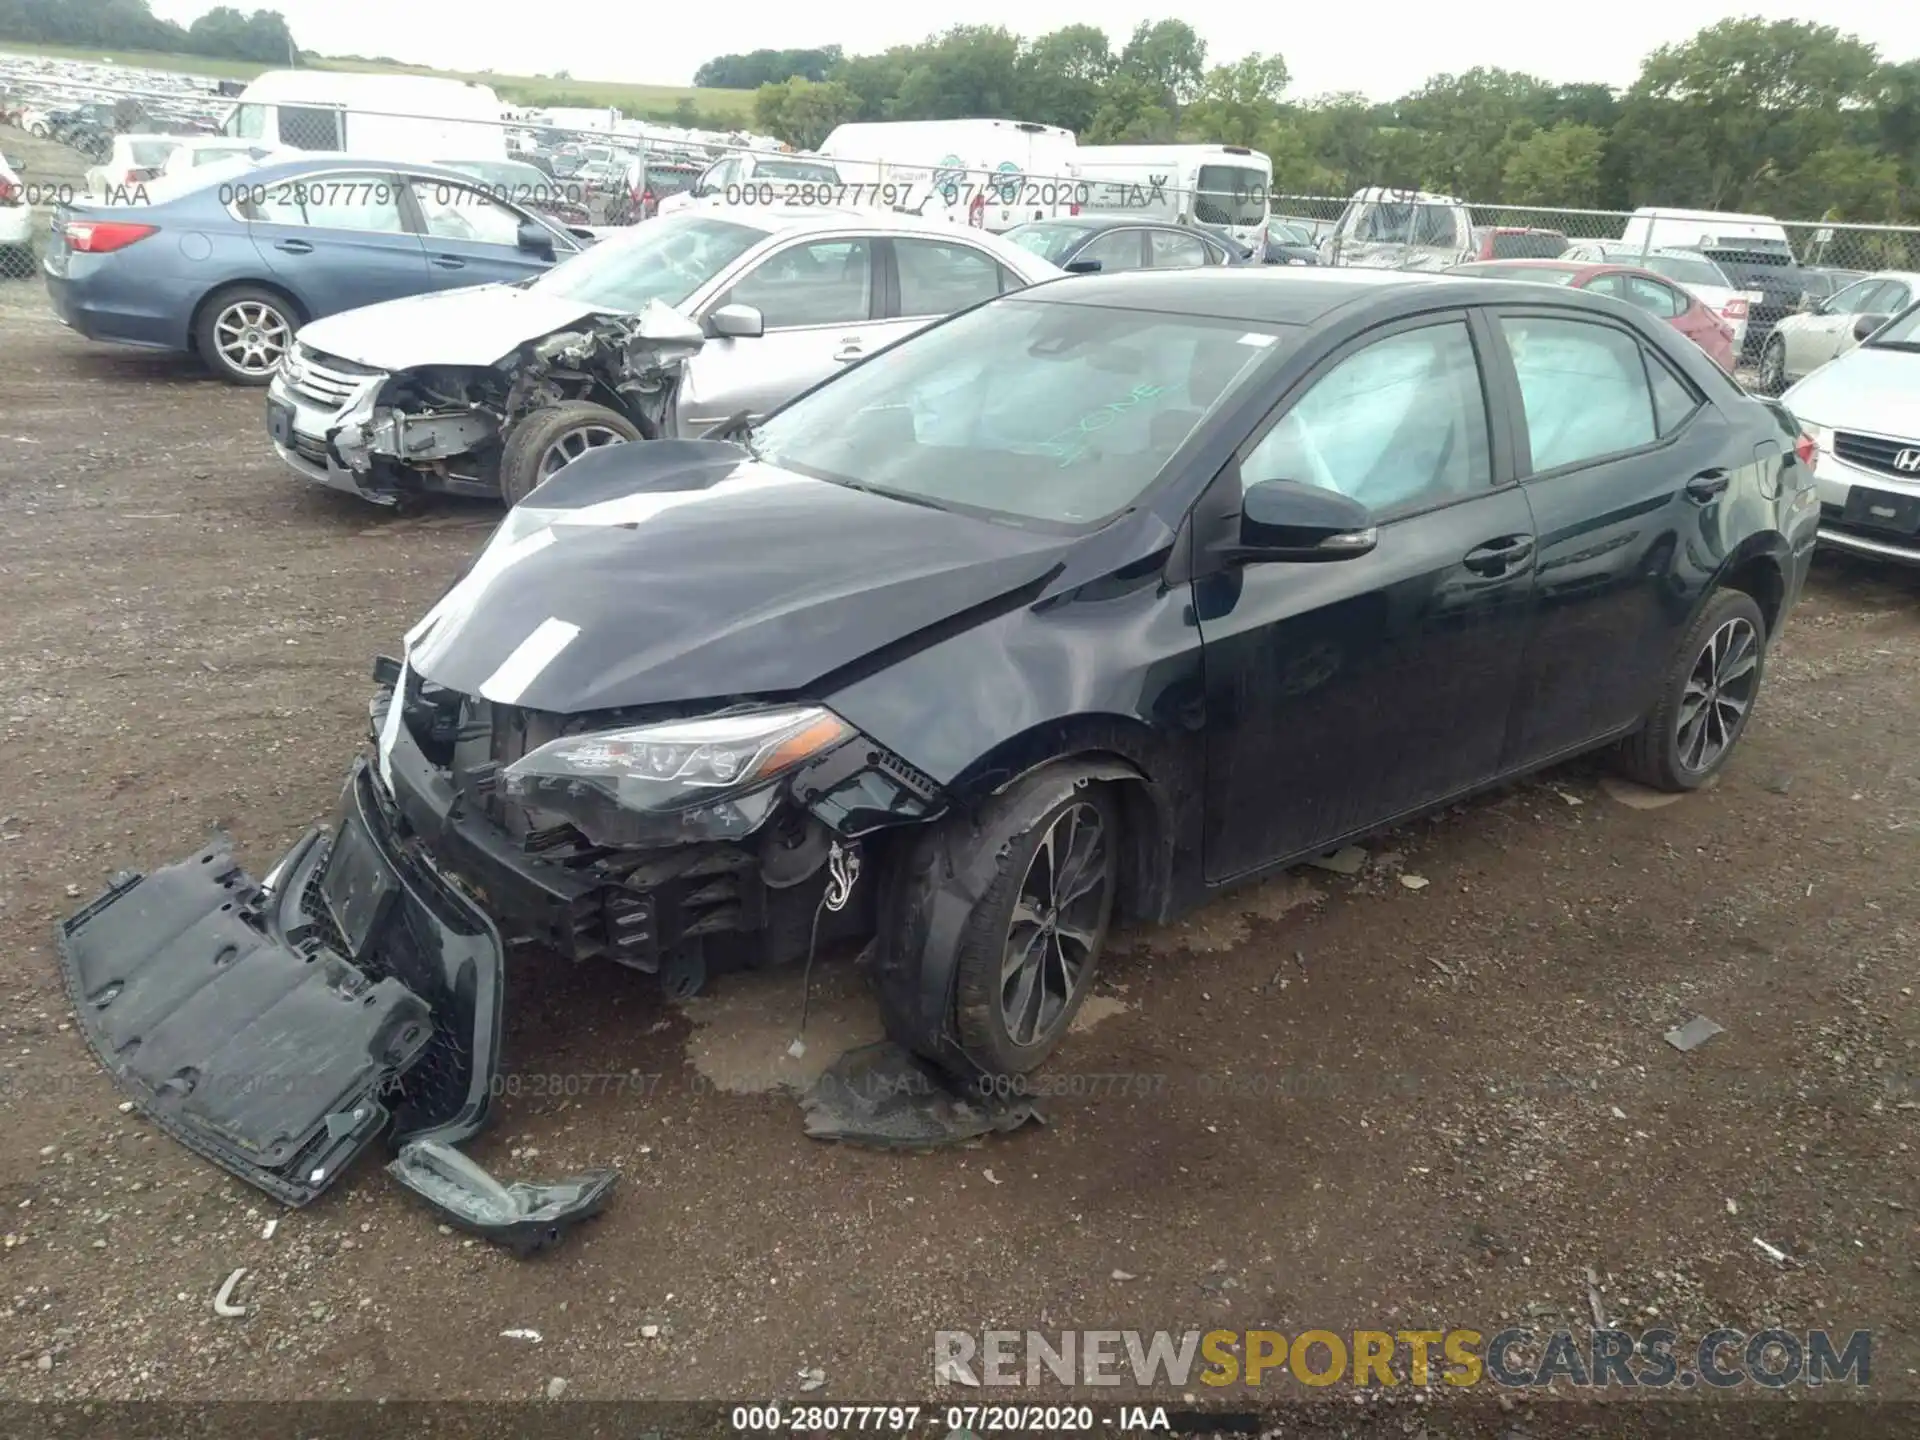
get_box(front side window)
[1825,279,1883,315]
[1148,229,1211,269]
[1501,315,1656,472]
[750,298,1284,526]
[720,237,872,328]
[1242,320,1490,514]
[229,103,267,140]
[1625,275,1683,318]
[1076,229,1144,273]
[410,179,526,246]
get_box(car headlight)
[500,705,854,847]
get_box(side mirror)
[707,303,764,339]
[516,219,555,259]
[1232,479,1377,562]
[1853,313,1889,342]
[1065,257,1102,274]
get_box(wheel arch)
[1708,536,1790,639]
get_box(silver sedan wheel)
[212,300,291,377]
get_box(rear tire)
[194,284,298,386]
[1758,335,1788,395]
[1616,589,1767,793]
[498,401,640,506]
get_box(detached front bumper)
[58,758,613,1244]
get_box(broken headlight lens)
[500,706,854,847]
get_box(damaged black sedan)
[64,268,1819,1225]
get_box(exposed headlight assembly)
[501,705,854,847]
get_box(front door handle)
[1686,468,1731,501]
[274,239,313,254]
[431,254,467,269]
[832,342,864,363]
[1463,534,1534,575]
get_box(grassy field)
[0,38,756,122]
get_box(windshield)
[1453,263,1578,286]
[757,158,839,184]
[1005,223,1096,265]
[1268,220,1312,246]
[1645,252,1728,287]
[1354,201,1457,248]
[1866,301,1920,348]
[646,167,699,195]
[530,213,766,311]
[750,298,1287,527]
[1193,164,1266,228]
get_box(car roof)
[1014,215,1190,235]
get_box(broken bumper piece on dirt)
[387,1140,616,1257]
[55,761,611,1250]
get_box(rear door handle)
[1463,534,1534,575]
[273,239,313,254]
[832,343,864,363]
[431,254,467,269]
[1686,468,1731,501]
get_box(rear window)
[1490,230,1567,259]
[1194,165,1266,228]
[130,140,176,165]
[1645,252,1728,288]
[756,158,839,184]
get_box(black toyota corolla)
[61,268,1820,1227]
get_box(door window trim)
[1229,307,1509,527]
[1485,305,1703,479]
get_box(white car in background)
[1562,241,1761,357]
[156,136,285,180]
[84,134,185,196]
[0,151,32,263]
[1759,271,1920,395]
[1781,299,1920,565]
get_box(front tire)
[947,778,1120,1078]
[1617,589,1767,792]
[498,401,640,506]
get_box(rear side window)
[1500,316,1656,472]
[893,238,1005,317]
[1491,230,1567,260]
[1625,275,1683,318]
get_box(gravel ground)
[0,277,1917,1434]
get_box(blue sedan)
[1002,215,1252,274]
[43,155,588,384]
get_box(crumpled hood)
[294,283,611,370]
[1783,348,1920,441]
[401,440,1075,713]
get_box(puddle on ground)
[1132,872,1325,954]
[1070,994,1131,1034]
[1601,774,1718,810]
[676,959,884,1095]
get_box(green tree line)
[731,17,1920,222]
[0,0,296,65]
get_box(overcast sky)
[152,0,1920,100]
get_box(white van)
[1069,144,1272,254]
[1619,207,1795,259]
[819,119,1079,232]
[224,71,507,162]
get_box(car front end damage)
[57,648,951,1242]
[267,300,704,505]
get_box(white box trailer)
[819,119,1079,232]
[223,71,507,162]
[1069,143,1273,253]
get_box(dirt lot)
[1,278,1918,1428]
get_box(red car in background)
[1448,259,1739,373]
